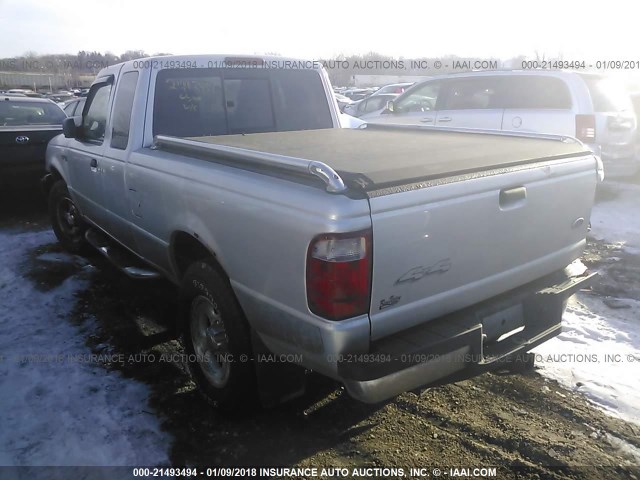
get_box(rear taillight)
[306,230,372,320]
[576,114,596,142]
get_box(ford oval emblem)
[15,136,30,144]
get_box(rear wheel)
[180,259,257,408]
[48,180,88,253]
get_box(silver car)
[343,93,399,119]
[366,71,639,176]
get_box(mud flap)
[251,329,306,408]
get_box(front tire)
[48,180,88,253]
[180,259,257,409]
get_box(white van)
[365,71,639,176]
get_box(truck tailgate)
[368,154,597,340]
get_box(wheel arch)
[170,230,228,282]
[42,167,65,196]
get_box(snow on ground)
[534,179,640,426]
[534,295,640,425]
[0,229,170,466]
[590,181,640,252]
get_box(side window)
[82,82,112,143]
[395,82,441,113]
[440,77,503,110]
[110,72,139,150]
[357,99,368,114]
[504,76,572,109]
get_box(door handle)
[90,158,98,173]
[499,186,527,210]
[438,117,452,123]
[420,117,434,123]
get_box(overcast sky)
[0,0,637,61]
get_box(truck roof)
[99,54,326,77]
[185,127,592,194]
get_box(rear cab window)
[152,68,333,137]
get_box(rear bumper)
[339,264,596,403]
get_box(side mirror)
[63,117,81,138]
[382,100,395,114]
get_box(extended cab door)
[66,77,113,228]
[434,76,504,129]
[100,67,140,249]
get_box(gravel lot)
[1,180,639,479]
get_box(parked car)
[370,82,414,96]
[7,89,33,95]
[366,71,639,176]
[44,55,599,408]
[334,92,353,112]
[0,95,66,185]
[343,88,374,101]
[46,93,76,105]
[343,93,399,119]
[62,97,86,116]
[7,89,43,98]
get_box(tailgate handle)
[499,186,527,210]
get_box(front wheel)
[180,259,257,409]
[48,180,88,253]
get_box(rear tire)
[48,180,88,254]
[180,259,257,409]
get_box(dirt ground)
[2,183,640,480]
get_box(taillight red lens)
[306,230,372,320]
[576,114,596,142]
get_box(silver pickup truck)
[43,55,601,407]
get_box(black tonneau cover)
[190,127,591,193]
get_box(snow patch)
[590,181,640,252]
[0,230,170,466]
[534,295,640,425]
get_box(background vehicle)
[46,93,76,105]
[62,97,86,116]
[343,93,399,118]
[334,92,353,112]
[44,55,599,408]
[369,82,414,96]
[342,88,374,101]
[1,95,66,185]
[366,71,639,176]
[7,89,45,98]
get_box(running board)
[85,229,161,280]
